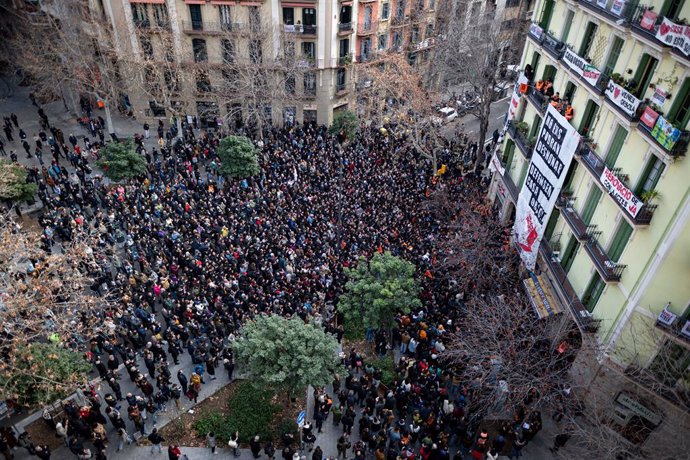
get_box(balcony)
[541,30,566,60]
[338,22,353,34]
[499,166,519,202]
[284,24,318,36]
[527,22,544,45]
[578,0,637,28]
[655,317,690,347]
[134,18,151,29]
[303,88,317,99]
[182,20,242,34]
[336,82,348,95]
[526,86,548,114]
[583,229,626,282]
[562,46,610,94]
[603,80,643,122]
[630,5,665,45]
[555,195,590,242]
[637,106,690,158]
[538,241,595,332]
[357,22,377,35]
[577,142,657,225]
[357,52,378,63]
[622,365,690,412]
[506,120,533,159]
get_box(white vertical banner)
[505,73,529,129]
[513,105,580,270]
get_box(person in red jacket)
[168,444,182,460]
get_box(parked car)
[438,107,458,123]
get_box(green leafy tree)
[328,110,359,143]
[0,160,37,203]
[95,139,147,182]
[217,136,260,179]
[338,252,421,338]
[0,343,91,407]
[232,315,342,398]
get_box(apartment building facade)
[93,0,366,127]
[488,0,690,453]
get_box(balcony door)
[661,0,685,20]
[560,236,579,273]
[578,100,599,136]
[538,0,554,29]
[189,4,202,30]
[608,221,632,263]
[632,54,658,99]
[668,78,690,129]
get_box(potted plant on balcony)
[641,189,660,204]
[339,54,352,66]
[611,73,624,86]
[515,121,529,136]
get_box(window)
[635,156,665,195]
[580,186,602,225]
[578,100,599,136]
[604,125,627,168]
[668,77,690,128]
[140,35,153,58]
[544,209,560,241]
[284,107,296,125]
[381,3,390,19]
[407,52,417,67]
[412,26,420,43]
[364,6,373,28]
[131,4,149,28]
[337,68,346,91]
[538,0,554,29]
[250,40,263,64]
[501,140,515,167]
[249,6,261,31]
[603,36,624,77]
[563,81,576,103]
[222,39,235,64]
[283,7,294,24]
[164,70,179,94]
[285,41,295,59]
[395,0,405,19]
[286,75,296,94]
[393,31,402,49]
[304,109,317,124]
[582,273,605,312]
[340,5,352,23]
[542,64,556,83]
[417,0,424,11]
[152,4,168,27]
[632,54,658,99]
[429,0,436,9]
[579,21,598,58]
[219,5,232,27]
[192,38,208,63]
[608,221,633,263]
[661,0,685,20]
[149,101,166,117]
[189,4,202,30]
[360,37,372,59]
[302,42,316,60]
[378,34,387,50]
[339,39,349,58]
[303,8,316,26]
[561,10,574,43]
[196,71,211,93]
[506,0,520,6]
[425,24,434,38]
[560,236,579,273]
[304,72,316,93]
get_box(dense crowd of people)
[0,98,568,460]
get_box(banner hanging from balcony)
[513,105,580,270]
[605,81,641,118]
[600,167,643,218]
[505,73,529,129]
[562,48,601,88]
[656,17,690,56]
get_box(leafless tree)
[11,0,124,135]
[434,0,527,170]
[0,215,109,402]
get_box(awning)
[523,273,563,319]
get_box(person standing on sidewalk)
[144,123,150,139]
[228,432,240,458]
[207,432,217,455]
[149,428,165,454]
[549,431,571,454]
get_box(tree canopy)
[217,136,261,179]
[0,160,37,203]
[338,252,421,336]
[0,343,91,407]
[231,315,342,396]
[329,110,359,143]
[95,140,147,182]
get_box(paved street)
[439,98,511,143]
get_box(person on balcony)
[564,102,574,121]
[543,81,554,98]
[535,80,544,92]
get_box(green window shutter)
[632,54,658,99]
[518,161,529,189]
[669,78,690,127]
[604,125,628,168]
[502,140,515,167]
[603,37,624,77]
[544,209,560,241]
[635,157,666,195]
[579,22,597,57]
[560,236,579,273]
[583,273,605,312]
[608,221,633,262]
[580,186,603,225]
[538,0,554,29]
[530,115,541,139]
[561,10,574,43]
